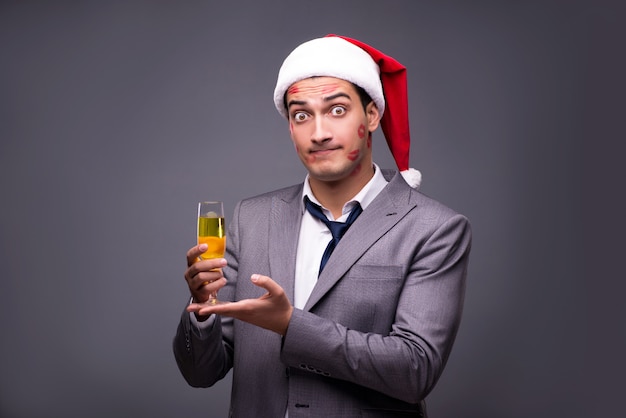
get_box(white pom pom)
[400,168,422,189]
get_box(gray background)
[0,1,622,417]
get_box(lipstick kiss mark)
[347,149,360,161]
[350,163,362,176]
[357,124,366,139]
[320,84,338,95]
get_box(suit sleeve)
[280,212,472,404]
[172,309,231,387]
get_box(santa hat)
[273,34,422,189]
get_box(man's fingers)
[186,244,208,265]
[196,277,227,292]
[186,299,234,316]
[185,257,227,280]
[250,274,280,294]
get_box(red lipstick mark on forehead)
[347,149,360,161]
[357,124,366,139]
[320,83,339,95]
[287,85,300,95]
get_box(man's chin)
[307,167,352,183]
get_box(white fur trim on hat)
[273,37,385,118]
[401,168,422,189]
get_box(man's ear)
[366,101,381,132]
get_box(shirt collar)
[301,163,389,219]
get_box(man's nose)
[311,116,332,143]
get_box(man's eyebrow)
[287,99,307,109]
[323,92,352,102]
[287,92,352,109]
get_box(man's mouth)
[310,147,340,155]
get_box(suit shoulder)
[238,183,303,208]
[385,169,469,224]
[411,191,470,226]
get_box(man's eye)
[330,106,346,116]
[293,112,307,122]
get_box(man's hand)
[186,274,294,336]
[184,244,227,305]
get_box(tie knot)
[304,197,362,240]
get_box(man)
[174,34,472,417]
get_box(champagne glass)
[197,201,226,304]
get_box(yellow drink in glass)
[197,201,226,305]
[197,216,226,259]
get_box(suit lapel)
[304,172,416,311]
[268,185,303,303]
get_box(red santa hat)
[273,34,422,189]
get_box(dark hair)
[353,83,374,111]
[282,79,374,115]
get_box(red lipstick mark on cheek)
[350,163,362,176]
[367,135,372,149]
[357,124,366,139]
[347,149,360,161]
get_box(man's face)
[285,77,380,186]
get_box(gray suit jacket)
[174,170,472,417]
